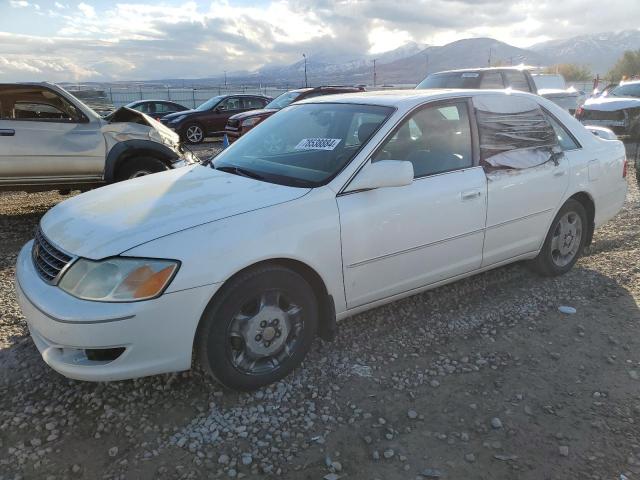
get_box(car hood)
[163,109,198,121]
[229,109,278,121]
[583,96,640,111]
[40,166,311,259]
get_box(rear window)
[416,72,481,89]
[503,71,532,92]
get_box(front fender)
[104,139,180,183]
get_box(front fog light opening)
[85,347,126,362]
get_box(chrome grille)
[32,228,73,284]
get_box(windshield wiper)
[215,165,265,180]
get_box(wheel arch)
[568,191,595,246]
[194,258,337,354]
[104,139,178,183]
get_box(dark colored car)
[224,86,366,141]
[416,67,537,94]
[123,100,188,121]
[161,94,270,144]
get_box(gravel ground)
[0,145,639,480]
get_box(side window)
[243,97,266,109]
[479,72,505,89]
[0,87,82,122]
[155,103,171,114]
[545,113,580,151]
[219,97,241,111]
[372,102,473,178]
[503,71,532,92]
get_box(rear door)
[480,95,570,265]
[0,85,104,187]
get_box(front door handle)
[461,189,482,201]
[0,129,15,137]
[553,170,567,177]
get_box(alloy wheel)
[226,289,304,376]
[550,211,583,267]
[186,125,204,143]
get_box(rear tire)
[530,199,587,277]
[115,156,168,181]
[196,266,318,391]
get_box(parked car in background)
[16,89,627,391]
[0,82,198,192]
[161,94,270,144]
[121,100,188,121]
[576,80,640,140]
[416,67,538,93]
[417,67,584,114]
[531,73,586,114]
[224,86,365,141]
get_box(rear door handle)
[461,189,482,201]
[0,129,15,137]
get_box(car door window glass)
[480,72,505,89]
[219,98,241,111]
[155,103,173,114]
[372,102,473,178]
[544,113,580,151]
[503,71,531,92]
[243,97,266,109]
[0,87,82,122]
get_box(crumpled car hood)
[103,107,180,150]
[583,96,640,111]
[39,165,310,259]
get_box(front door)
[337,100,487,308]
[0,85,104,186]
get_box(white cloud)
[1,0,640,82]
[77,2,96,19]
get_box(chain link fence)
[105,86,292,109]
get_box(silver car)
[0,82,198,192]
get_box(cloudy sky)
[0,0,639,82]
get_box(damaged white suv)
[0,82,198,192]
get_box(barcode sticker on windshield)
[294,138,342,151]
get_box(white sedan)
[15,90,628,391]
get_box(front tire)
[114,156,168,181]
[183,123,205,144]
[196,266,318,391]
[530,199,587,276]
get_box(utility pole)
[224,71,227,87]
[488,48,492,67]
[373,59,377,88]
[302,53,308,87]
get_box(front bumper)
[15,242,219,382]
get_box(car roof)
[431,66,530,74]
[297,88,540,108]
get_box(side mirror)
[346,160,414,192]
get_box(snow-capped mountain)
[531,30,640,74]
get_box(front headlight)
[59,257,179,302]
[171,115,186,123]
[241,117,261,127]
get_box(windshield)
[196,95,225,111]
[416,72,481,89]
[213,103,394,187]
[609,83,640,98]
[265,91,303,109]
